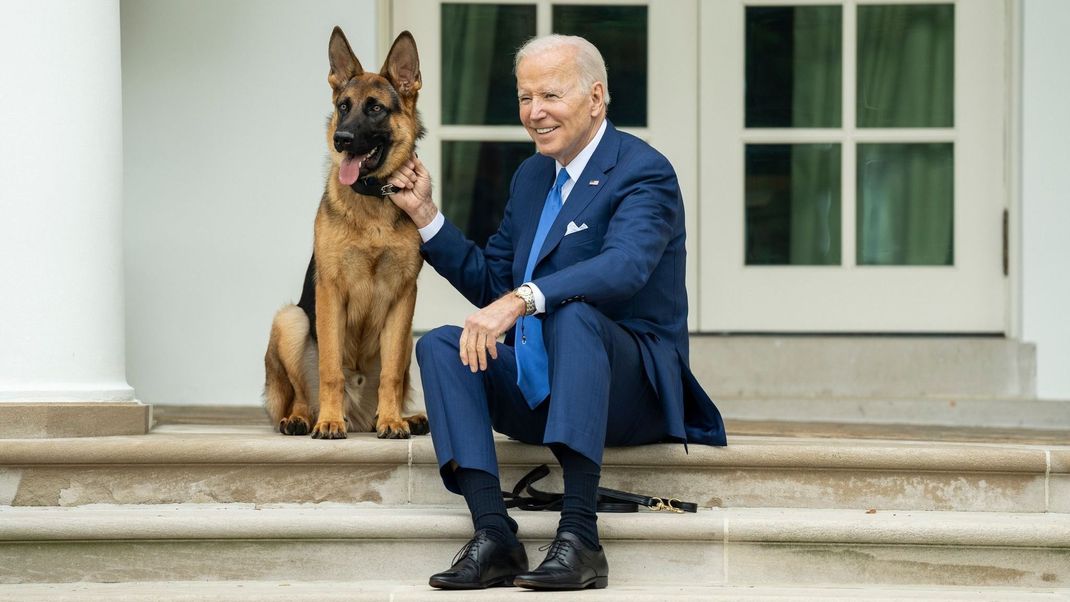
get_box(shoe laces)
[452,531,492,566]
[538,537,576,567]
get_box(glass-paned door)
[700,0,1007,332]
[394,0,699,331]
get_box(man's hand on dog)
[387,156,439,228]
[460,295,526,372]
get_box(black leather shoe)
[428,529,528,589]
[513,532,608,590]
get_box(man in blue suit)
[386,34,726,590]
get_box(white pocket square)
[565,221,589,236]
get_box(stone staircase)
[1,409,1069,600]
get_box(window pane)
[857,4,954,128]
[746,144,842,265]
[441,4,536,125]
[442,141,536,247]
[857,143,954,265]
[553,5,647,127]
[745,6,842,128]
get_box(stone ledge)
[1052,450,1070,473]
[714,397,1070,430]
[0,402,150,438]
[2,504,1068,548]
[0,427,1059,473]
[1,506,1066,588]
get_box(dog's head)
[326,27,424,186]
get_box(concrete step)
[0,504,1067,589]
[714,397,1070,430]
[686,336,1038,401]
[411,334,1043,403]
[151,401,1070,434]
[310,334,1048,428]
[1,581,1067,601]
[2,425,1068,513]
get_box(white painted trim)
[1007,0,1024,339]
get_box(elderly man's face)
[516,48,604,166]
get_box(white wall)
[121,1,378,405]
[1022,0,1070,399]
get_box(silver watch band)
[515,285,536,316]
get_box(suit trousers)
[416,302,666,495]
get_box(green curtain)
[856,5,955,265]
[440,8,499,230]
[858,144,954,265]
[789,8,842,265]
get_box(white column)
[0,1,133,403]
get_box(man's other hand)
[459,294,526,372]
[387,156,438,228]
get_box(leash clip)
[380,183,398,196]
[650,497,684,513]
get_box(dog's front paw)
[405,414,430,436]
[376,417,412,439]
[279,415,311,436]
[311,419,348,439]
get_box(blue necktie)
[515,168,570,408]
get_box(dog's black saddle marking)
[297,254,317,341]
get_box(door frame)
[698,0,1011,333]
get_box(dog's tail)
[263,304,311,427]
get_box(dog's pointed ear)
[381,31,421,96]
[328,26,364,90]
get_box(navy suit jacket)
[421,121,726,447]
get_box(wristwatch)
[513,284,536,316]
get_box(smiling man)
[386,34,726,591]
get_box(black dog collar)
[350,176,397,197]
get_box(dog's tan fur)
[263,27,428,439]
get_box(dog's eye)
[370,104,382,113]
[338,101,350,113]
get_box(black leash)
[503,464,698,514]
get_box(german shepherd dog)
[263,27,429,440]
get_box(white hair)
[514,34,611,106]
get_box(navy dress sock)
[454,467,519,545]
[550,443,602,550]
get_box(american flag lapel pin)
[588,179,600,186]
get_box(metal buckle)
[650,497,684,513]
[380,183,397,196]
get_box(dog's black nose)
[333,131,354,152]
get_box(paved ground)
[2,581,1067,601]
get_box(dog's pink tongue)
[339,156,363,186]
